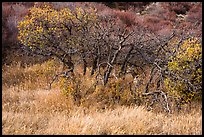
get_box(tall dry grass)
[2,60,202,135]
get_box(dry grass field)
[2,60,202,135]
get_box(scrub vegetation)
[2,2,202,135]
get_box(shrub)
[114,10,138,27]
[164,38,202,105]
[161,2,193,15]
[142,15,171,32]
[186,3,202,24]
[102,2,151,12]
[17,4,97,71]
[57,73,145,108]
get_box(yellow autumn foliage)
[165,38,202,104]
[17,4,97,49]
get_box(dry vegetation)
[2,60,202,135]
[2,2,202,135]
